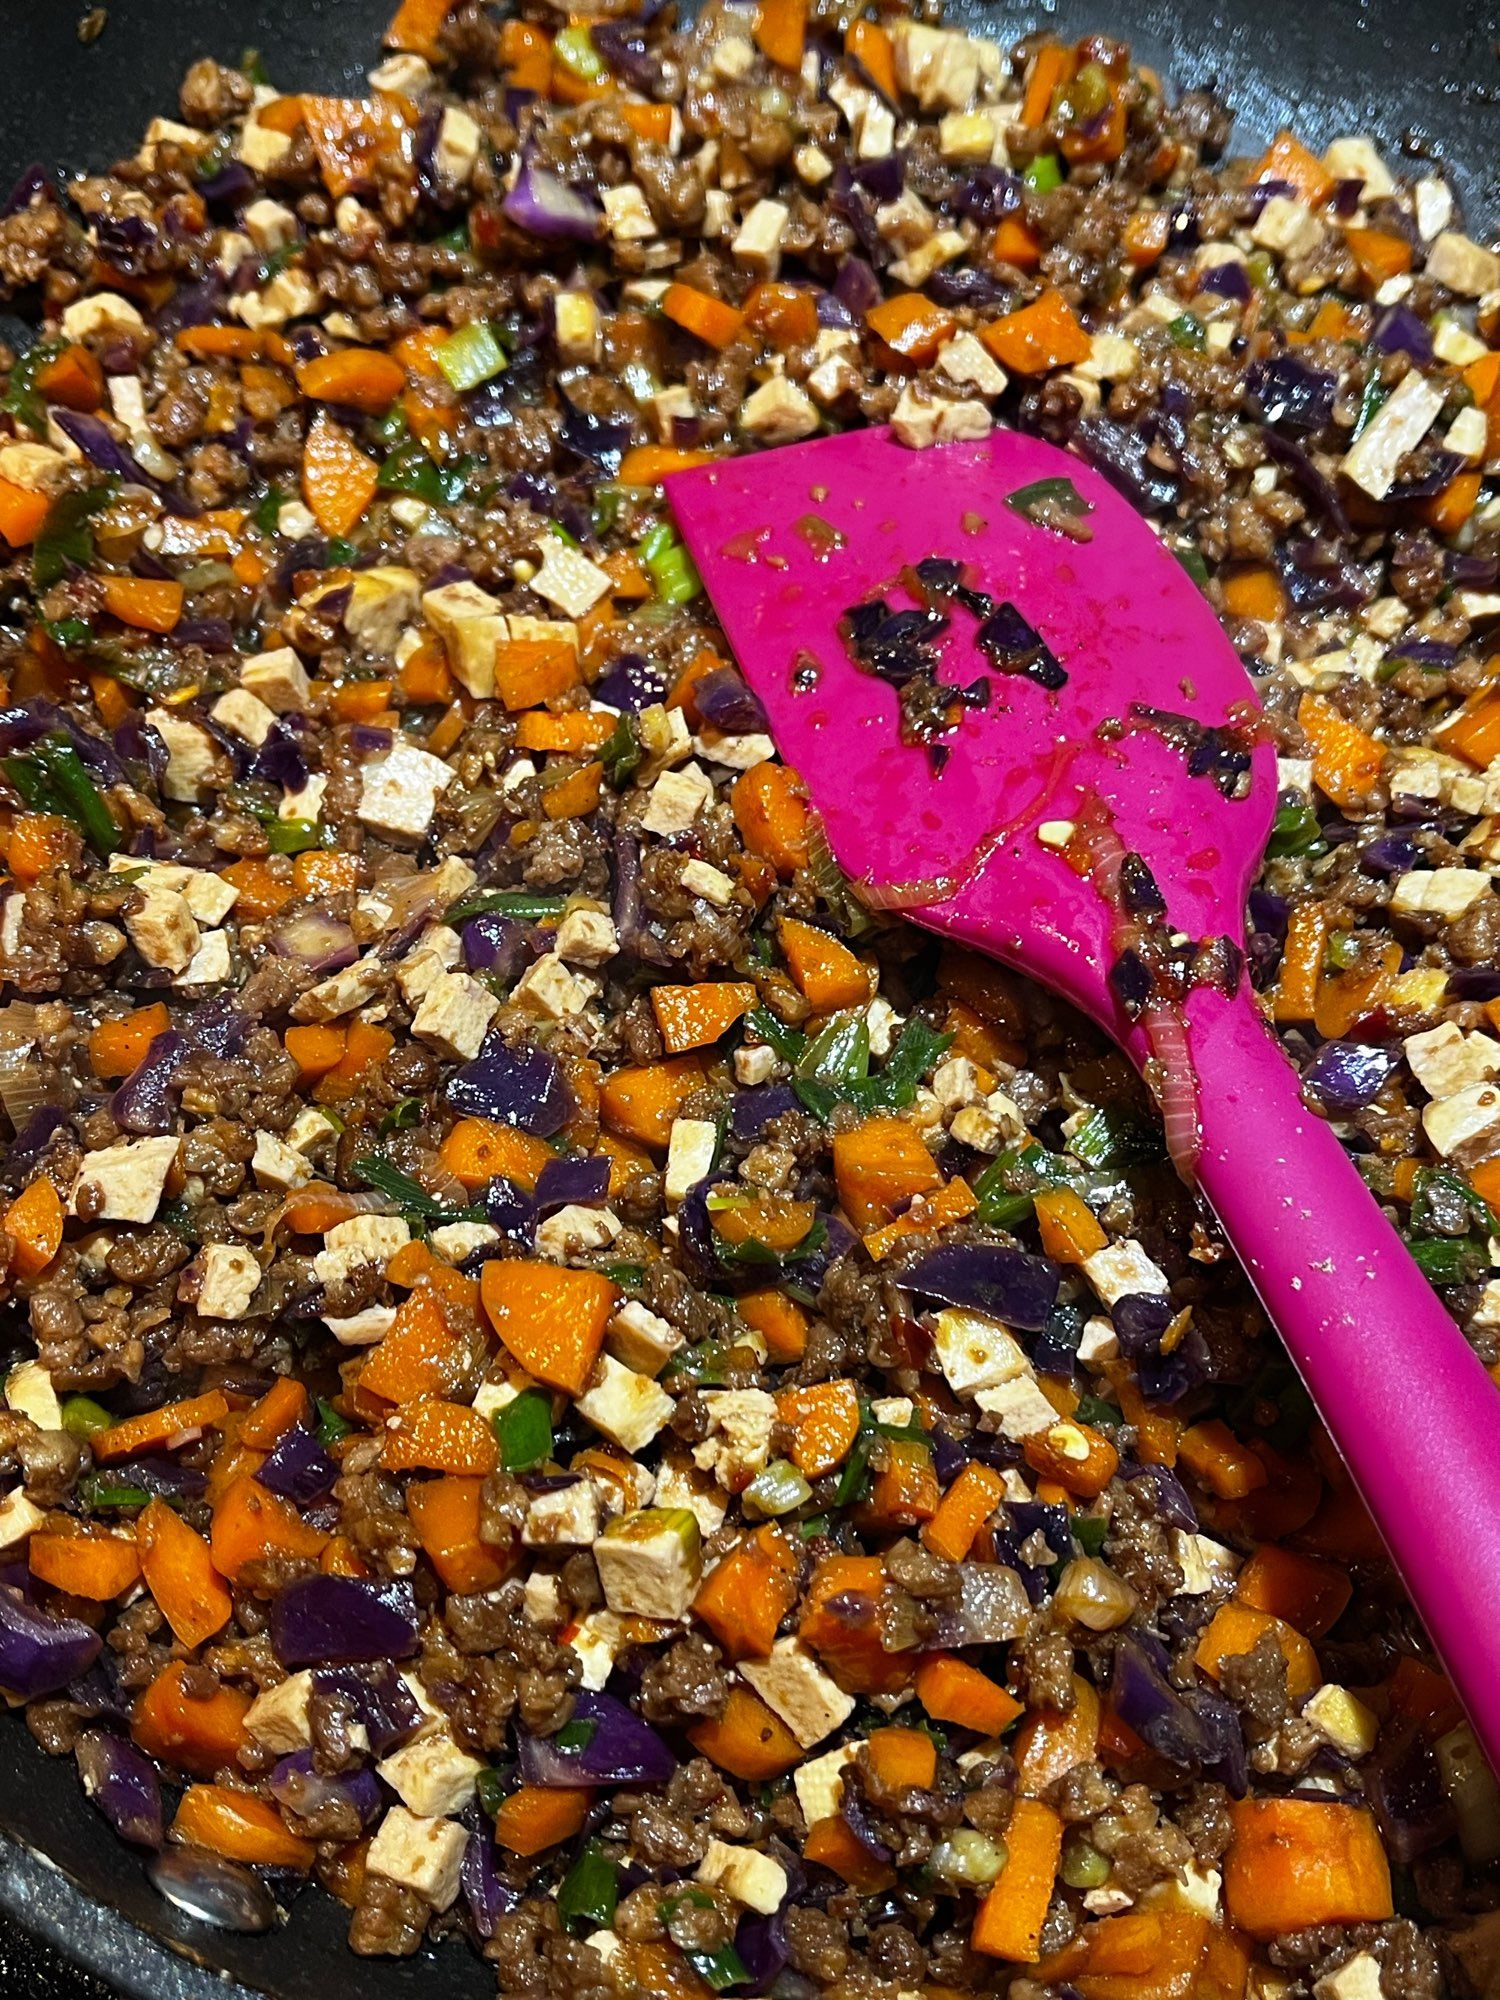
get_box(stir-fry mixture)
[0,2,1498,1994]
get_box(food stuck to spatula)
[0,0,1496,1994]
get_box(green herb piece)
[1244,250,1275,290]
[972,1139,1076,1229]
[1024,153,1063,191]
[553,24,607,80]
[1068,1105,1162,1170]
[495,1388,553,1472]
[1407,1234,1489,1286]
[637,522,702,604]
[0,338,62,435]
[1353,375,1388,439]
[266,816,324,855]
[660,1894,750,1993]
[853,1015,953,1112]
[746,1004,806,1069]
[253,485,288,534]
[474,1769,506,1819]
[78,1474,150,1512]
[240,47,273,85]
[1167,312,1206,351]
[663,1339,731,1387]
[1175,546,1211,591]
[41,616,94,652]
[377,438,465,508]
[798,1011,870,1089]
[834,1432,874,1509]
[1266,798,1325,859]
[444,889,567,924]
[1410,1163,1500,1241]
[352,1153,478,1223]
[558,1839,617,1935]
[258,242,298,285]
[373,405,410,449]
[380,1097,424,1136]
[1006,477,1094,528]
[156,1196,199,1243]
[60,1394,113,1440]
[599,1260,645,1289]
[1073,1514,1108,1557]
[33,481,119,591]
[433,221,471,254]
[316,1396,354,1447]
[435,322,507,393]
[5,732,122,854]
[592,484,622,538]
[1073,1392,1121,1429]
[600,713,642,788]
[1322,930,1360,975]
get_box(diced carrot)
[737,1287,808,1361]
[302,410,379,538]
[778,1380,862,1478]
[1033,1185,1107,1263]
[1251,129,1335,207]
[693,1525,798,1660]
[860,1437,940,1530]
[2,1175,65,1280]
[991,215,1043,271]
[493,1785,593,1856]
[687,1685,801,1777]
[732,762,810,876]
[542,759,603,820]
[1194,1599,1321,1701]
[292,849,361,899]
[6,811,74,881]
[383,0,455,61]
[845,19,897,99]
[1224,1799,1392,1938]
[174,1786,316,1870]
[302,93,415,200]
[408,1474,514,1594]
[1299,691,1385,809]
[981,290,1092,375]
[315,1019,394,1104]
[138,1499,232,1649]
[662,283,745,351]
[1021,41,1074,126]
[360,1285,465,1405]
[650,981,757,1055]
[1014,1677,1101,1795]
[439,1117,553,1192]
[499,19,553,94]
[1124,210,1171,268]
[493,639,578,711]
[132,1662,250,1777]
[1425,470,1483,538]
[1272,900,1332,1027]
[866,1725,938,1793]
[1437,688,1500,768]
[778,916,871,1012]
[514,710,614,754]
[237,1377,310,1451]
[285,1022,348,1083]
[98,576,184,634]
[922,1461,1007,1563]
[617,444,714,486]
[862,1176,978,1260]
[210,1474,329,1582]
[599,1056,706,1149]
[914,1653,1022,1736]
[972,1799,1063,1960]
[1235,1545,1352,1638]
[479,1259,618,1397]
[1346,226,1413,286]
[381,1396,501,1476]
[29,1528,141,1600]
[752,0,806,69]
[36,345,105,412]
[1220,564,1287,624]
[0,481,54,549]
[866,292,958,366]
[619,101,674,145]
[221,857,293,920]
[1178,1418,1269,1500]
[799,1555,909,1693]
[804,1813,895,1890]
[92,1390,227,1466]
[833,1115,942,1231]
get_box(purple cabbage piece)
[1387,449,1464,504]
[559,401,632,474]
[1303,1039,1400,1112]
[928,265,1011,309]
[111,1030,187,1136]
[589,19,658,92]
[174,616,237,653]
[832,255,881,318]
[1112,1293,1208,1403]
[271,1577,419,1669]
[152,276,227,338]
[730,1083,800,1142]
[256,1425,337,1506]
[1199,260,1251,301]
[953,165,1021,223]
[180,994,249,1060]
[1260,430,1349,535]
[0,700,124,782]
[5,1106,69,1181]
[52,410,158,488]
[735,1909,790,1993]
[1120,1460,1198,1531]
[267,1749,383,1829]
[269,907,358,974]
[484,1175,536,1241]
[815,290,856,330]
[1076,415,1180,511]
[447,1043,572,1136]
[312,1662,425,1756]
[594,653,665,712]
[518,1691,677,1787]
[1246,355,1337,434]
[251,724,308,792]
[1248,886,1289,940]
[0,1584,102,1696]
[3,164,49,216]
[1278,538,1377,612]
[1369,1736,1455,1862]
[1358,831,1420,876]
[694,666,769,735]
[120,1456,208,1499]
[1449,549,1499,589]
[461,1828,521,1939]
[462,913,539,980]
[1449,966,1500,1001]
[503,158,603,243]
[76,1728,163,1848]
[1112,1635,1245,1791]
[1374,304,1434,364]
[198,160,258,209]
[898,1243,1059,1330]
[534,1152,610,1214]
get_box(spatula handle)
[1185,981,1500,1772]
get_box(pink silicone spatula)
[668,425,1500,1772]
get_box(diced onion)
[1054,1556,1139,1632]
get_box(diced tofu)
[0,442,68,491]
[252,1130,312,1191]
[735,1042,780,1087]
[1313,1952,1385,2000]
[366,1807,467,1909]
[292,951,386,1024]
[936,330,1008,396]
[679,858,736,907]
[511,951,596,1022]
[344,567,422,657]
[524,1572,564,1625]
[608,1299,685,1376]
[243,198,298,252]
[1172,1531,1241,1595]
[938,111,997,164]
[697,1841,787,1914]
[733,199,789,277]
[710,34,755,78]
[427,1221,500,1264]
[653,1457,727,1536]
[602,183,657,243]
[378,1732,485,1818]
[1250,195,1323,260]
[1432,318,1489,367]
[71,1135,179,1225]
[794,1742,855,1825]
[4,1359,60,1432]
[890,385,992,450]
[288,1106,337,1155]
[411,970,499,1062]
[1302,1685,1379,1760]
[179,924,231,985]
[245,1672,315,1752]
[240,645,311,713]
[211,687,277,747]
[741,1639,855,1748]
[949,1091,1022,1155]
[359,741,455,842]
[1389,867,1490,920]
[1446,404,1491,463]
[565,1608,624,1690]
[554,291,601,364]
[61,291,146,341]
[368,53,432,93]
[237,265,320,329]
[422,579,506,698]
[523,1479,601,1547]
[794,144,835,184]
[0,1488,46,1551]
[554,905,618,967]
[692,729,776,772]
[125,886,200,974]
[664,1117,718,1205]
[1404,1021,1500,1098]
[1340,369,1446,502]
[1423,1081,1500,1164]
[974,1374,1060,1440]
[692,1389,776,1491]
[237,116,293,173]
[1425,231,1500,298]
[740,376,819,444]
[1321,135,1396,198]
[313,1214,411,1290]
[534,1203,621,1264]
[324,1304,400,1346]
[1076,331,1140,383]
[194,1242,262,1319]
[109,857,239,927]
[575,1354,674,1455]
[890,227,968,290]
[531,539,612,619]
[146,709,225,802]
[890,20,980,110]
[434,105,482,184]
[396,926,463,1008]
[1077,1316,1119,1366]
[1083,1239,1170,1306]
[932,1307,1029,1399]
[593,1507,702,1620]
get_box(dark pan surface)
[0,1,1495,1996]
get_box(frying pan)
[0,0,1496,1995]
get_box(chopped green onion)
[266,816,323,855]
[743,1459,813,1519]
[637,522,701,604]
[41,616,93,652]
[1353,375,1388,440]
[0,338,62,436]
[1006,476,1094,528]
[1067,1105,1162,1169]
[557,1840,618,1935]
[1073,1392,1122,1429]
[1024,153,1063,191]
[1167,312,1205,351]
[444,889,567,924]
[33,481,119,592]
[60,1394,113,1440]
[253,485,288,534]
[746,1004,806,1069]
[316,1396,354,1447]
[1176,546,1211,591]
[475,1769,507,1819]
[5,733,122,854]
[1072,1514,1108,1557]
[1265,798,1325,859]
[78,1474,150,1512]
[379,1097,424,1135]
[600,713,642,788]
[552,24,607,80]
[377,438,465,508]
[435,322,507,394]
[495,1388,553,1472]
[352,1153,480,1223]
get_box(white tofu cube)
[974,1374,1060,1440]
[1404,1021,1500,1099]
[245,1671,315,1752]
[377,1732,485,1818]
[1390,867,1490,920]
[1302,1684,1379,1760]
[324,1304,399,1347]
[0,1488,46,1550]
[411,971,499,1062]
[4,1359,60,1432]
[366,1808,467,1909]
[421,579,506,699]
[434,105,482,184]
[664,1118,718,1206]
[1251,195,1323,260]
[652,1457,727,1537]
[575,1354,674,1455]
[602,183,657,243]
[1423,1082,1500,1163]
[593,1507,701,1620]
[523,1480,601,1548]
[70,1136,179,1225]
[359,742,455,842]
[696,1841,787,1914]
[608,1300,685,1376]
[534,1203,622,1264]
[793,1742,854,1826]
[236,117,293,173]
[531,539,612,620]
[554,905,618,967]
[511,952,596,1022]
[740,376,819,444]
[252,1130,312,1190]
[931,1308,1029,1399]
[1426,231,1500,298]
[732,199,789,278]
[146,710,224,802]
[241,646,311,713]
[565,1608,624,1690]
[692,1389,777,1491]
[1322,136,1395,198]
[125,887,200,974]
[176,929,230,990]
[936,330,1008,397]
[679,858,736,907]
[1082,1239,1170,1306]
[1313,1952,1385,2000]
[1172,1531,1241,1595]
[1340,370,1446,502]
[242,198,298,252]
[313,1213,411,1289]
[555,291,601,364]
[60,292,146,341]
[193,1242,261,1319]
[740,1640,855,1748]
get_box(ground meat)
[785,1906,850,1984]
[1218,1630,1292,1743]
[637,1634,728,1724]
[1013,1621,1078,1710]
[348,1874,430,1957]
